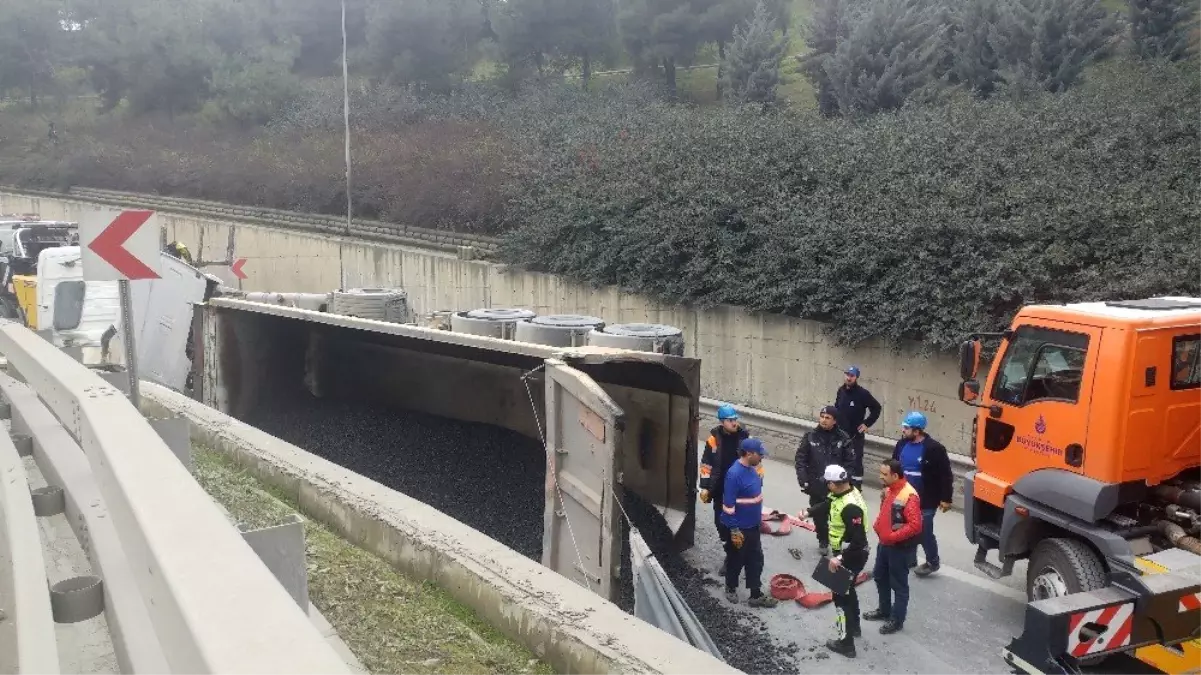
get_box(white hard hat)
[823,464,849,483]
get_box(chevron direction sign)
[81,209,162,281]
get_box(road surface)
[682,454,1032,674]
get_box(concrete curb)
[698,398,973,509]
[142,383,740,675]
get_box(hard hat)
[845,366,861,377]
[716,404,739,421]
[739,437,767,456]
[823,464,848,483]
[902,411,928,430]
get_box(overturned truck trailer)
[190,297,700,599]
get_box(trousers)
[849,434,865,489]
[725,525,764,594]
[713,501,733,556]
[874,544,913,624]
[811,493,830,549]
[921,508,941,567]
[833,582,861,640]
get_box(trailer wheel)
[1027,538,1112,665]
[1027,537,1107,601]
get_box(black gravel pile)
[617,490,799,674]
[244,393,546,560]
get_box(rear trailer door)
[542,358,624,601]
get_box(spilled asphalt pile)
[245,391,800,673]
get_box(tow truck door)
[980,320,1104,487]
[542,359,624,602]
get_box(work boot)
[748,594,779,608]
[915,562,940,578]
[863,609,889,622]
[725,588,739,604]
[825,638,856,659]
[880,621,903,635]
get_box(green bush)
[499,59,1200,348]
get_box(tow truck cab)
[957,297,1201,673]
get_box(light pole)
[339,0,352,291]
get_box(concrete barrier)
[0,408,60,674]
[140,382,740,675]
[0,322,348,674]
[0,188,974,456]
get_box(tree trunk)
[663,57,677,99]
[582,51,592,89]
[716,41,726,100]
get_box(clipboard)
[811,556,855,595]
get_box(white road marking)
[932,563,1029,603]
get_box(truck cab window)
[991,326,1090,405]
[1172,335,1200,389]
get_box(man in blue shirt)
[891,412,954,577]
[721,437,779,608]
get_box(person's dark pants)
[725,526,765,595]
[849,434,865,489]
[921,508,941,568]
[874,544,912,624]
[713,501,732,556]
[833,571,862,641]
[810,493,830,549]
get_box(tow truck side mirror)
[958,380,981,403]
[959,339,981,381]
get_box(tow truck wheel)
[1028,538,1111,666]
[1027,537,1108,601]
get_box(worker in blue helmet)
[699,403,750,576]
[720,437,778,608]
[891,412,954,577]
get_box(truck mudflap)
[1004,572,1201,674]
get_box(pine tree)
[1129,0,1196,60]
[821,0,945,116]
[798,0,869,115]
[990,0,1119,93]
[944,0,1005,97]
[721,1,789,104]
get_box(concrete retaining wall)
[140,383,738,675]
[2,190,971,456]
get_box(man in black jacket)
[891,411,954,577]
[795,406,852,556]
[699,403,750,575]
[834,366,882,491]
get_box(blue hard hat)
[739,437,767,455]
[716,404,739,421]
[902,411,928,430]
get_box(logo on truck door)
[1015,416,1063,457]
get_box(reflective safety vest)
[828,487,868,552]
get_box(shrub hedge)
[499,59,1200,348]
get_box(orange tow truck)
[957,297,1201,674]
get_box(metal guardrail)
[0,415,60,674]
[698,397,975,477]
[6,185,501,258]
[0,321,350,673]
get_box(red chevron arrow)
[231,258,248,280]
[87,210,160,280]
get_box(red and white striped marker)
[1067,602,1135,658]
[1179,591,1201,613]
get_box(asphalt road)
[683,453,1034,674]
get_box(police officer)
[699,403,749,576]
[801,465,870,658]
[834,366,882,490]
[794,406,852,556]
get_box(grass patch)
[191,447,556,675]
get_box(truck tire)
[1027,538,1112,665]
[1027,537,1108,601]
